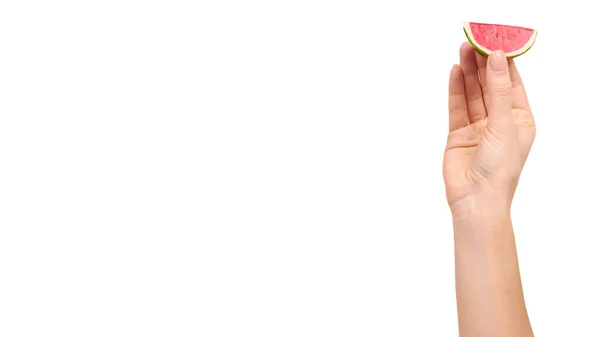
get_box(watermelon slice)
[463,22,537,58]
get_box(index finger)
[507,59,531,112]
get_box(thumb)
[486,50,512,127]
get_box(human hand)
[443,42,536,213]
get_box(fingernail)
[490,50,507,71]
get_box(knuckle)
[448,105,465,117]
[493,80,512,97]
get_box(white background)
[1,0,599,336]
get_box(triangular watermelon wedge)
[463,22,537,58]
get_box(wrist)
[450,193,512,225]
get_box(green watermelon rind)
[463,23,537,59]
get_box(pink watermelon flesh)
[469,22,534,53]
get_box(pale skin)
[443,42,536,336]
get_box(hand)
[443,42,536,211]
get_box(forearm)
[451,196,533,337]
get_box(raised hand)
[443,42,536,211]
